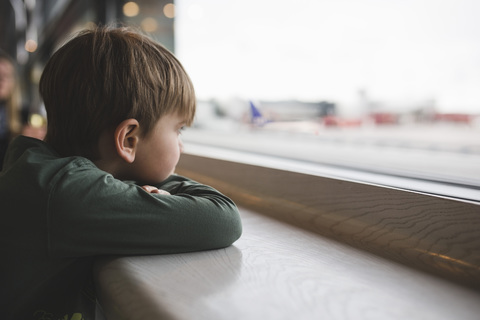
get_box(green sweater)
[0,136,242,319]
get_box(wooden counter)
[95,208,480,320]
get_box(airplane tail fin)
[249,101,268,126]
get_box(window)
[174,0,480,201]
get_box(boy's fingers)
[141,185,171,195]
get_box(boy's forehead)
[161,111,188,124]
[174,112,189,123]
[172,107,195,125]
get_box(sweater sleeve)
[47,159,242,258]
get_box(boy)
[0,26,242,319]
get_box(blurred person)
[0,50,22,170]
[0,26,242,319]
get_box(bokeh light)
[164,3,175,18]
[25,39,38,52]
[123,2,140,17]
[141,17,158,32]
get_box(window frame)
[176,143,480,288]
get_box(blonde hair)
[39,25,196,158]
[0,52,22,137]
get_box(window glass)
[174,0,480,190]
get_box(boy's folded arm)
[48,172,242,258]
[154,174,213,194]
[155,174,237,205]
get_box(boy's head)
[39,25,196,159]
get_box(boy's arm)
[48,169,242,258]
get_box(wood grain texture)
[95,209,480,320]
[175,153,480,288]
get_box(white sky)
[175,0,480,114]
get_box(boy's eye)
[177,126,186,134]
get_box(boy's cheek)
[179,139,184,153]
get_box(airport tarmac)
[182,124,480,200]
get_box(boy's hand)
[141,185,171,195]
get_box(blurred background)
[1,0,479,197]
[0,0,175,122]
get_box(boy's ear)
[114,119,141,163]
